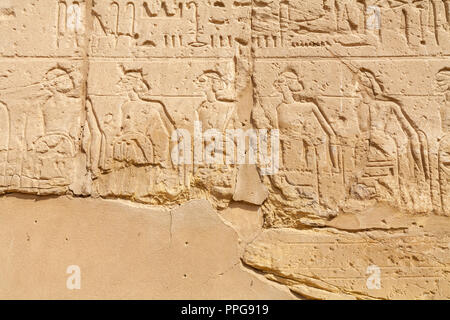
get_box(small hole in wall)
[185,241,189,246]
[183,274,187,278]
[34,220,38,224]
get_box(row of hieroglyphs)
[252,0,450,48]
[89,0,252,52]
[0,1,448,53]
[52,1,450,51]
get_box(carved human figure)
[354,68,429,209]
[270,70,340,202]
[40,68,81,139]
[335,0,364,33]
[437,68,450,214]
[194,70,238,202]
[0,68,75,188]
[113,70,175,168]
[195,70,238,132]
[34,68,81,186]
[284,0,365,34]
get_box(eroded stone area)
[0,0,449,299]
[0,196,293,299]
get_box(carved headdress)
[274,69,304,93]
[196,70,228,90]
[358,68,385,98]
[117,66,151,94]
[44,67,75,93]
[437,68,450,92]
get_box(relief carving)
[252,61,445,227]
[252,0,450,50]
[192,70,239,207]
[0,65,82,192]
[85,62,240,207]
[113,68,175,167]
[90,0,251,54]
[263,70,343,217]
[352,68,431,212]
[86,64,186,202]
[57,1,85,48]
[0,0,449,300]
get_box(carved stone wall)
[0,0,449,299]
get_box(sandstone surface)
[0,0,449,299]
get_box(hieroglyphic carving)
[387,0,450,46]
[57,1,85,48]
[34,68,82,188]
[252,0,376,48]
[90,0,251,54]
[252,67,343,220]
[112,72,186,198]
[0,0,447,216]
[194,70,237,132]
[86,64,183,201]
[251,0,450,50]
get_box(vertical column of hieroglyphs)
[86,1,252,207]
[246,0,450,298]
[0,0,88,195]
